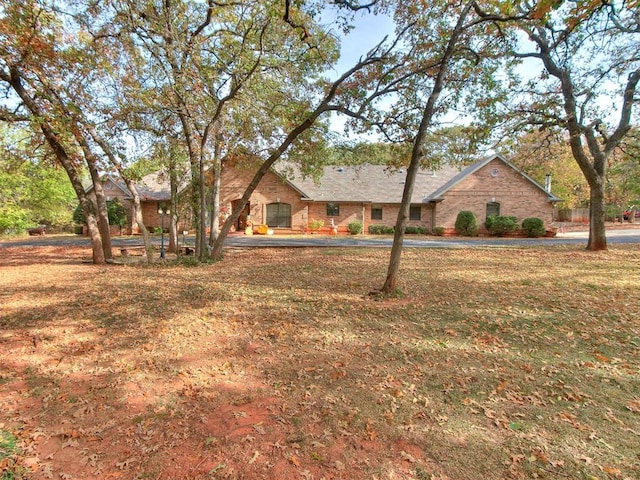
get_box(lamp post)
[158,204,170,259]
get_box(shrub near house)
[455,211,479,237]
[347,221,363,235]
[485,215,519,236]
[521,217,546,238]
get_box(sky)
[320,8,396,138]
[326,10,396,77]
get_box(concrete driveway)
[221,228,640,248]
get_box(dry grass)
[1,243,639,480]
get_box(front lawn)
[0,244,638,479]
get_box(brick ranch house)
[98,154,561,235]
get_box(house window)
[326,203,340,216]
[371,206,382,220]
[409,205,421,220]
[266,202,291,228]
[486,202,500,218]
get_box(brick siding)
[434,158,554,229]
[220,168,309,232]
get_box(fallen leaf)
[61,439,79,449]
[116,457,136,470]
[400,450,417,463]
[593,353,610,363]
[248,451,260,464]
[601,465,622,476]
[626,400,640,413]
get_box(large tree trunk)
[79,138,113,261]
[169,182,178,254]
[124,178,154,262]
[587,180,607,251]
[198,152,208,260]
[208,137,223,247]
[179,113,207,260]
[208,161,221,247]
[380,0,474,294]
[5,66,107,263]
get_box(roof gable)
[85,176,132,198]
[424,154,562,203]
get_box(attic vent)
[336,167,344,172]
[398,169,404,174]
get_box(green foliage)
[485,215,519,236]
[347,220,363,235]
[309,219,324,231]
[73,204,86,225]
[604,205,623,222]
[454,211,478,237]
[0,204,30,235]
[0,429,20,479]
[607,128,640,209]
[0,430,18,460]
[421,126,491,168]
[178,256,201,268]
[0,153,76,234]
[369,225,395,234]
[107,198,127,228]
[368,224,425,235]
[432,226,445,236]
[404,226,427,234]
[327,141,412,168]
[74,198,126,227]
[521,217,546,237]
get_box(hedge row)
[454,211,547,237]
[368,225,429,235]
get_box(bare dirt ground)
[1,244,639,480]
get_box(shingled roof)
[98,170,187,202]
[103,154,561,205]
[135,171,173,201]
[285,163,464,204]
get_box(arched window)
[266,203,291,228]
[486,202,500,218]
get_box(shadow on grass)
[1,245,639,479]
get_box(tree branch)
[331,0,379,12]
